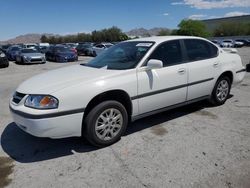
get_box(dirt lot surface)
[0,48,250,188]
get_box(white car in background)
[92,42,113,56]
[9,36,246,147]
[220,39,234,48]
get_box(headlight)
[25,95,59,109]
[23,56,31,60]
[0,53,5,57]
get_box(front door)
[137,40,188,114]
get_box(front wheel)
[83,101,128,147]
[210,76,231,106]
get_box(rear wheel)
[210,76,231,106]
[83,100,128,147]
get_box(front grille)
[31,58,42,62]
[12,92,26,104]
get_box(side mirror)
[147,59,163,69]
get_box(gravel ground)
[0,48,250,188]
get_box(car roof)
[128,36,207,44]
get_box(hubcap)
[95,108,123,141]
[216,79,229,102]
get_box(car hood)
[22,53,44,57]
[16,65,121,94]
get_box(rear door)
[183,39,220,100]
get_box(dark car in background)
[35,46,50,54]
[76,43,94,56]
[6,45,22,61]
[0,44,11,53]
[62,43,78,54]
[45,46,78,62]
[0,49,9,68]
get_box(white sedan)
[9,36,246,147]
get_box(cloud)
[188,14,207,20]
[163,13,169,16]
[224,11,250,17]
[171,2,184,5]
[171,0,250,9]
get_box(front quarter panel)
[52,69,139,116]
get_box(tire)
[55,56,60,62]
[5,62,9,67]
[210,76,231,106]
[83,100,128,147]
[19,57,24,65]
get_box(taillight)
[71,48,77,54]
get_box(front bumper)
[23,57,46,64]
[9,105,84,139]
[56,56,78,62]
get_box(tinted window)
[209,43,218,58]
[149,40,183,67]
[96,45,104,48]
[184,39,216,61]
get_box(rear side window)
[209,43,219,58]
[149,40,183,67]
[184,39,218,61]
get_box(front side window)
[149,40,183,67]
[184,39,217,61]
[83,41,154,70]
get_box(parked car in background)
[34,46,50,54]
[0,44,11,53]
[0,49,9,68]
[235,39,250,47]
[220,40,234,48]
[211,40,220,47]
[45,46,78,62]
[23,43,38,49]
[38,43,50,47]
[76,43,94,56]
[9,36,246,147]
[6,45,22,61]
[92,42,113,56]
[233,40,244,48]
[61,44,78,54]
[16,48,46,64]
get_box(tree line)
[41,26,129,44]
[41,20,250,44]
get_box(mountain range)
[0,27,170,44]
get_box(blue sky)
[0,0,249,40]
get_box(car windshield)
[21,49,38,53]
[82,41,154,70]
[26,45,36,48]
[11,47,21,51]
[55,47,71,52]
[105,44,113,48]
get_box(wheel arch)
[218,71,233,84]
[82,89,133,132]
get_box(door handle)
[178,68,186,74]
[213,62,219,67]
